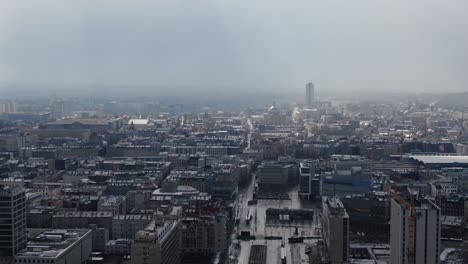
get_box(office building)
[131,220,181,264]
[210,164,240,199]
[112,214,153,239]
[321,167,372,196]
[257,162,290,186]
[52,211,114,238]
[322,196,349,264]
[299,161,319,200]
[390,194,441,264]
[89,224,109,253]
[105,239,132,256]
[341,193,390,242]
[181,214,226,255]
[15,229,92,264]
[0,187,26,260]
[305,82,314,108]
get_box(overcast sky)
[1,0,468,95]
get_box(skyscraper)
[0,186,27,260]
[390,194,440,264]
[305,82,314,108]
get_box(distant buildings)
[390,194,441,264]
[263,104,288,125]
[0,101,17,114]
[321,196,349,264]
[128,119,149,131]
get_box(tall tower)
[390,194,440,264]
[0,186,27,260]
[305,82,314,108]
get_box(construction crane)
[400,133,405,163]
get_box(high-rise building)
[321,196,349,264]
[0,186,27,260]
[0,101,16,114]
[305,82,314,108]
[299,161,319,200]
[389,193,440,264]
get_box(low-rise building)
[15,229,92,264]
[105,239,132,256]
[52,211,114,238]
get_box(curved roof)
[128,119,148,125]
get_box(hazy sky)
[1,0,468,95]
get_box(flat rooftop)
[323,196,349,217]
[134,220,178,243]
[409,155,468,164]
[53,211,113,218]
[16,229,91,259]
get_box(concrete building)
[390,195,441,264]
[305,82,315,108]
[97,196,126,214]
[299,161,319,200]
[166,170,214,193]
[14,229,92,264]
[89,224,109,253]
[112,214,153,239]
[131,220,181,264]
[210,164,239,199]
[263,104,288,125]
[321,196,349,264]
[52,211,114,238]
[128,119,149,130]
[341,193,390,242]
[105,239,132,256]
[321,167,372,196]
[0,187,26,260]
[257,162,290,186]
[27,207,55,228]
[181,214,226,255]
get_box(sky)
[1,0,468,96]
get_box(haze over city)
[1,0,468,97]
[2,2,468,264]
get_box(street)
[229,172,321,264]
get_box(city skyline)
[1,0,468,95]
